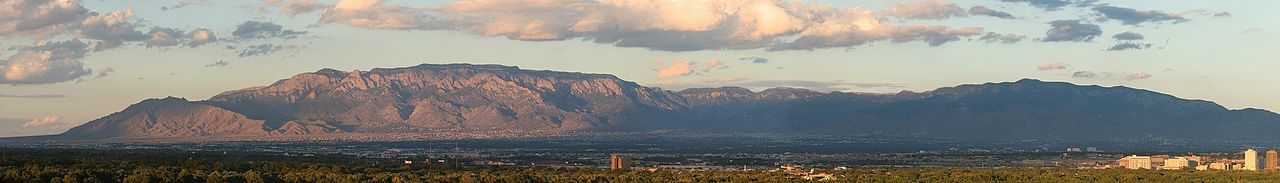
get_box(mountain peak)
[43,64,1280,143]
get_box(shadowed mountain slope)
[46,64,1280,142]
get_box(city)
[1111,148,1280,171]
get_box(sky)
[0,0,1275,137]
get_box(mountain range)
[28,64,1280,142]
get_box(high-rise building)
[610,154,632,170]
[1267,149,1278,170]
[1119,155,1152,169]
[1246,148,1261,171]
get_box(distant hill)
[39,64,1280,142]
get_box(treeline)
[4,148,1280,183]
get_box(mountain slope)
[44,64,1280,142]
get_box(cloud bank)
[0,39,93,85]
[314,0,989,52]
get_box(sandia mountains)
[32,64,1280,142]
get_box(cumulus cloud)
[977,32,1025,43]
[1037,62,1068,70]
[739,56,769,64]
[655,59,697,79]
[885,0,967,20]
[187,29,218,48]
[1093,5,1187,25]
[20,115,60,128]
[1042,20,1101,42]
[1106,42,1151,51]
[76,8,149,50]
[314,0,988,52]
[968,6,1014,19]
[0,39,93,85]
[144,27,185,48]
[1112,32,1144,40]
[2,0,212,50]
[232,21,307,39]
[998,0,1096,11]
[0,0,92,39]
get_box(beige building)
[1210,161,1233,170]
[1163,157,1197,170]
[1246,148,1260,171]
[1119,155,1152,169]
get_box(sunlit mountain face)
[2,1,1279,182]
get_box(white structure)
[1119,155,1152,169]
[1163,157,1197,170]
[1246,148,1260,171]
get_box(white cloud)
[187,28,218,48]
[314,0,988,51]
[1037,62,1068,70]
[702,58,727,72]
[0,0,91,39]
[21,115,61,128]
[655,59,696,79]
[0,39,93,84]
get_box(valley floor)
[4,148,1280,183]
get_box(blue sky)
[0,0,1275,137]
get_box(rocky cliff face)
[60,64,689,140]
[50,64,1280,142]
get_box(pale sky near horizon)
[0,0,1275,137]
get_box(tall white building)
[1245,148,1261,171]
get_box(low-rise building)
[1119,155,1152,169]
[1163,157,1197,170]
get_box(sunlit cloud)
[312,0,989,52]
[1037,62,1068,70]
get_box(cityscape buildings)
[610,154,632,170]
[1246,148,1260,171]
